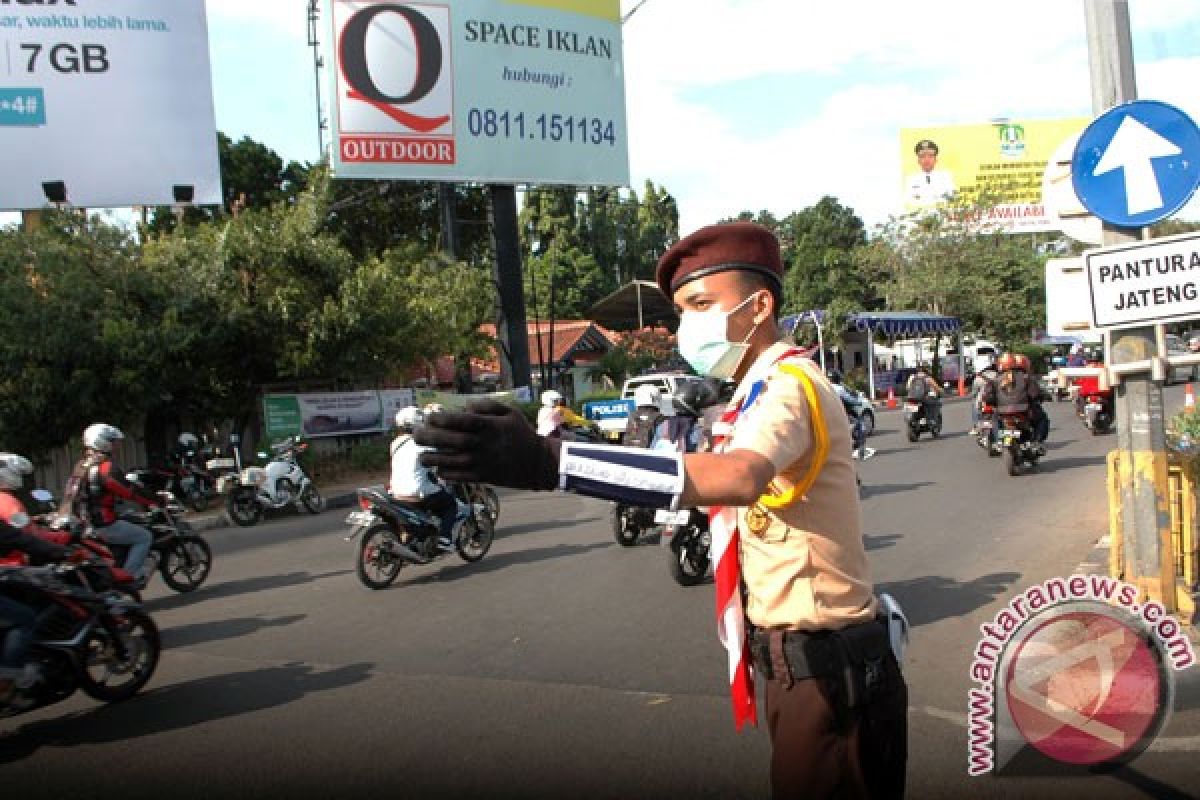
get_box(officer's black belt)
[749,619,889,683]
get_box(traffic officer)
[415,222,909,799]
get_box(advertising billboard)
[899,117,1089,233]
[0,0,222,210]
[325,0,629,186]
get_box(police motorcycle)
[223,434,324,528]
[903,392,943,441]
[653,381,725,586]
[0,559,160,718]
[612,385,672,547]
[344,483,496,590]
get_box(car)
[583,373,710,442]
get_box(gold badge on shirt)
[745,502,771,536]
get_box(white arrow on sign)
[1093,115,1182,215]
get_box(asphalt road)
[2,392,1198,800]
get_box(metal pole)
[488,185,533,391]
[636,281,644,330]
[867,327,877,402]
[1086,1,1174,608]
[438,183,460,259]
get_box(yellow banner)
[505,0,620,22]
[899,117,1089,226]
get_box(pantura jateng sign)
[1085,231,1200,329]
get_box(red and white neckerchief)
[707,347,808,731]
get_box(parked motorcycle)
[113,491,213,593]
[0,563,160,718]
[655,507,710,586]
[344,486,496,590]
[126,461,216,514]
[612,503,659,547]
[997,414,1042,476]
[222,435,324,528]
[903,394,943,441]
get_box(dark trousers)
[763,641,908,799]
[417,490,457,541]
[0,595,37,668]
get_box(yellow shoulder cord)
[757,362,830,510]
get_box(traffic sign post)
[1083,2,1177,612]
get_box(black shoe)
[437,537,454,552]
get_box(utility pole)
[1085,1,1173,608]
[489,185,533,391]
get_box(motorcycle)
[344,486,496,590]
[1073,374,1114,435]
[0,562,160,718]
[222,435,324,528]
[655,507,710,586]
[126,459,216,515]
[903,393,943,441]
[612,503,659,547]
[112,490,213,593]
[997,414,1042,476]
[975,404,1002,457]
[451,482,500,525]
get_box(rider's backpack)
[906,373,930,400]
[994,370,1031,415]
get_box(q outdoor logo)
[967,576,1196,777]
[333,2,456,166]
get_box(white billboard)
[0,0,221,210]
[326,0,630,186]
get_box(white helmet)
[178,432,199,448]
[423,403,444,415]
[633,385,662,410]
[83,423,124,453]
[0,453,33,491]
[541,389,563,407]
[394,406,424,430]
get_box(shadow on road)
[1036,455,1107,474]
[997,746,1196,797]
[867,447,914,458]
[877,572,1021,627]
[860,482,934,500]
[162,614,308,649]
[0,661,374,764]
[402,541,613,586]
[145,570,352,613]
[500,517,603,538]
[863,533,902,551]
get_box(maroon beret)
[655,222,784,298]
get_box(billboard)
[899,117,1089,233]
[0,0,221,210]
[325,0,629,186]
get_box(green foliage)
[349,438,391,473]
[1009,344,1053,375]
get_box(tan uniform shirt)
[726,340,878,631]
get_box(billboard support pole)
[489,184,533,392]
[1086,1,1173,609]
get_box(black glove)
[414,400,561,490]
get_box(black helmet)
[675,379,722,417]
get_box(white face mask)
[675,293,763,380]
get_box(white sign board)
[1085,232,1200,329]
[326,0,629,186]
[0,0,221,210]
[1045,257,1102,341]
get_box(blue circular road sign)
[1072,99,1200,228]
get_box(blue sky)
[205,0,1200,233]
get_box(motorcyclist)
[62,424,157,587]
[984,353,1049,454]
[0,455,72,697]
[969,359,998,436]
[905,363,942,426]
[389,407,456,551]
[536,390,588,439]
[624,385,664,449]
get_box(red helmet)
[1015,354,1031,372]
[997,353,1018,372]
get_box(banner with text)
[899,117,1088,233]
[325,0,629,186]
[0,0,221,210]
